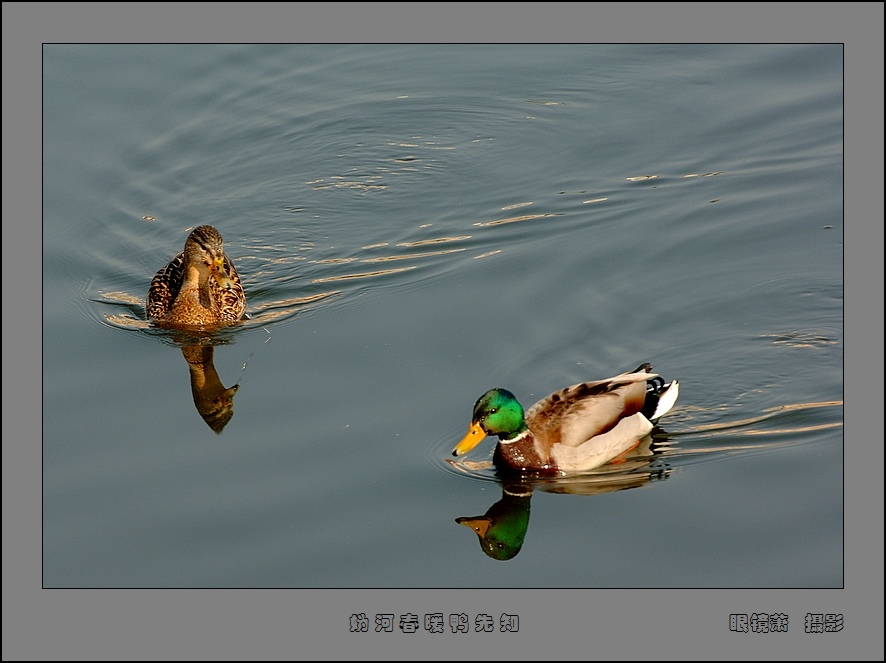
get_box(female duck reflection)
[454,433,673,561]
[179,344,240,433]
[147,225,248,434]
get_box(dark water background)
[43,44,843,589]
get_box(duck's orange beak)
[452,422,487,456]
[210,256,234,289]
[455,516,491,536]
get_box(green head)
[452,388,527,457]
[473,389,527,437]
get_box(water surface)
[43,44,843,588]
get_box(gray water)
[43,45,843,592]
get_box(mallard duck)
[147,225,246,328]
[452,363,679,474]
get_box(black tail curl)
[642,374,672,421]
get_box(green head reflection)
[456,485,531,561]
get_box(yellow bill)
[210,256,234,288]
[452,421,487,456]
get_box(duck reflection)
[456,484,532,561]
[455,433,671,561]
[179,343,240,434]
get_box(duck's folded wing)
[551,412,653,472]
[146,251,185,319]
[526,371,653,448]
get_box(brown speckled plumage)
[147,225,246,328]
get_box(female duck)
[147,225,247,328]
[452,364,679,475]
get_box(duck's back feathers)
[525,369,652,449]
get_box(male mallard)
[452,363,679,474]
[147,225,246,328]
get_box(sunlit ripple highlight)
[474,213,560,227]
[362,248,466,263]
[103,313,151,329]
[311,266,417,283]
[501,202,533,211]
[311,257,359,265]
[761,331,840,349]
[397,235,472,247]
[668,400,843,440]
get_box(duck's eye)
[489,408,497,414]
